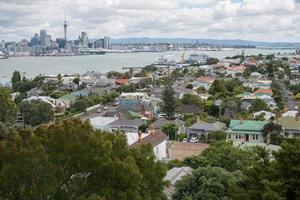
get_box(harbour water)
[0,48,296,83]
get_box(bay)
[0,48,296,83]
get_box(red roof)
[115,79,129,85]
[196,76,215,83]
[254,89,273,94]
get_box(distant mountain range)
[111,37,300,48]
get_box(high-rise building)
[46,35,51,47]
[31,33,40,46]
[94,39,104,49]
[80,32,89,47]
[40,29,47,47]
[103,36,110,49]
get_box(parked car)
[182,138,188,143]
[189,137,198,143]
[103,106,109,110]
[96,109,102,113]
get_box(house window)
[228,134,231,139]
[238,135,241,139]
[256,135,259,140]
[252,135,255,140]
[156,146,159,155]
[235,134,238,139]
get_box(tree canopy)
[0,119,167,200]
[20,99,54,126]
[160,78,177,119]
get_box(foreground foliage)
[0,119,167,200]
[174,140,300,200]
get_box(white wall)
[154,140,167,160]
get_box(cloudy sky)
[0,0,300,42]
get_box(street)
[280,82,298,111]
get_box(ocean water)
[0,48,296,83]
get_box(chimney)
[138,130,142,142]
[148,125,155,136]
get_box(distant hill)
[111,37,300,48]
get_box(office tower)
[31,33,40,46]
[40,29,47,47]
[94,39,104,49]
[103,36,110,49]
[46,35,51,47]
[80,32,88,47]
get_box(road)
[279,82,298,111]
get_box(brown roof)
[130,130,168,148]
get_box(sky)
[0,0,300,42]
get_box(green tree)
[249,99,269,113]
[173,167,241,200]
[0,87,18,124]
[183,141,251,172]
[11,70,22,92]
[71,99,88,112]
[73,77,80,86]
[20,100,54,126]
[207,131,227,143]
[160,78,176,119]
[273,139,300,200]
[162,123,178,140]
[185,84,193,89]
[240,146,284,200]
[206,57,219,65]
[0,119,167,200]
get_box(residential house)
[278,116,300,138]
[71,88,91,97]
[240,100,252,111]
[282,110,298,118]
[130,128,168,160]
[108,119,145,133]
[90,116,118,132]
[150,119,185,134]
[164,167,193,199]
[115,79,129,85]
[254,89,273,96]
[193,76,215,90]
[227,120,268,143]
[26,87,45,97]
[253,110,276,120]
[119,92,149,106]
[23,96,67,113]
[177,104,202,114]
[250,72,263,79]
[58,94,77,108]
[225,65,246,76]
[187,121,226,139]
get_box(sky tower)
[63,9,67,41]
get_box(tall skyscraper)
[40,29,47,47]
[46,35,51,47]
[31,33,40,46]
[103,36,110,49]
[63,9,68,41]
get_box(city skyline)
[0,0,300,42]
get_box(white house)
[90,116,118,132]
[130,127,168,161]
[253,110,276,120]
[282,110,299,118]
[23,96,67,113]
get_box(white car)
[103,106,109,110]
[96,109,102,113]
[189,137,198,143]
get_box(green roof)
[228,120,268,132]
[58,94,77,102]
[278,117,300,130]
